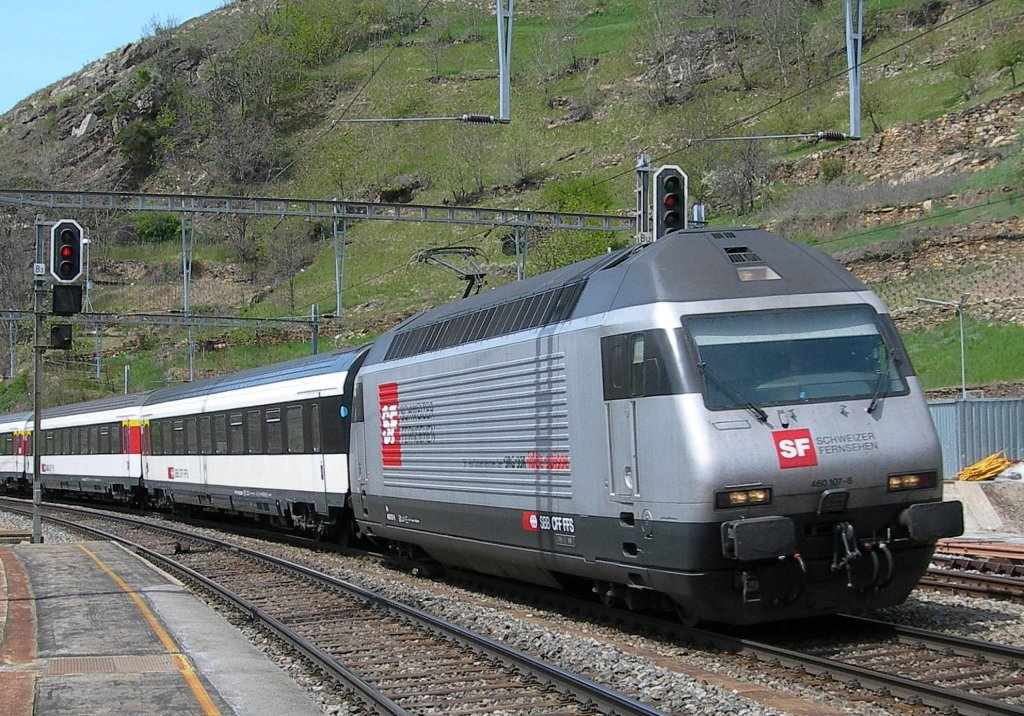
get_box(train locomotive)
[0,226,963,624]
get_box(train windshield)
[686,306,908,409]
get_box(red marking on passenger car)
[379,382,402,467]
[521,511,540,531]
[167,467,175,480]
[772,429,818,469]
[123,420,142,455]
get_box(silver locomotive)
[351,227,963,623]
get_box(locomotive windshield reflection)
[688,306,908,409]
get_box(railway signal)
[50,324,72,350]
[52,284,83,316]
[653,166,687,241]
[49,219,84,283]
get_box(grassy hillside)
[1,0,1023,408]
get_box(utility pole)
[634,153,653,244]
[6,319,14,380]
[333,202,347,317]
[181,214,196,382]
[845,0,864,138]
[496,0,514,121]
[31,218,47,544]
[310,304,319,355]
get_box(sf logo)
[773,429,818,468]
[380,404,399,445]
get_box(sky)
[0,1,225,114]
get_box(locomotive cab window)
[601,330,681,400]
[686,306,910,410]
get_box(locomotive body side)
[352,228,964,624]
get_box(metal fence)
[928,398,1024,478]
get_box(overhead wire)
[334,0,1012,293]
[812,190,1024,248]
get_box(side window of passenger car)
[229,413,244,455]
[246,410,262,454]
[265,408,282,454]
[311,404,321,454]
[286,406,304,453]
[185,419,199,456]
[172,420,184,454]
[213,414,228,455]
[199,416,213,455]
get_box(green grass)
[904,318,1024,391]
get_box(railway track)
[738,615,1024,716]
[920,539,1024,602]
[8,497,1024,715]
[1,499,664,716]
[453,560,1024,716]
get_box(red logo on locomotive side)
[521,511,540,531]
[772,428,818,469]
[379,382,402,467]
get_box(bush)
[820,156,846,183]
[131,212,180,243]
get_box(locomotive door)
[350,381,368,492]
[606,400,638,501]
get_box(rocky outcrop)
[777,91,1024,186]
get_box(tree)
[444,125,489,203]
[994,30,1024,88]
[500,120,544,189]
[529,28,567,109]
[630,0,678,107]
[224,215,263,284]
[264,224,318,314]
[423,5,454,81]
[527,177,625,274]
[861,83,892,134]
[708,141,772,215]
[951,54,980,100]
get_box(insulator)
[461,113,496,124]
[816,130,847,142]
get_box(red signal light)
[49,220,84,283]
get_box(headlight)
[887,471,938,491]
[715,486,772,509]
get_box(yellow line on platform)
[77,544,220,716]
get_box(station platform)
[0,540,321,716]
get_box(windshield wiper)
[866,343,898,414]
[699,361,769,424]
